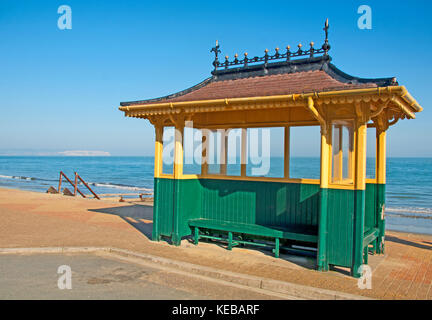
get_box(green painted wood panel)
[326,188,355,268]
[153,178,174,237]
[154,177,374,271]
[175,179,203,238]
[154,178,320,241]
[365,183,378,233]
[198,179,319,233]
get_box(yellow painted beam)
[306,97,326,128]
[391,96,416,119]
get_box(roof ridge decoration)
[211,19,330,73]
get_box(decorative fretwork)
[211,19,330,71]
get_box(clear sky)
[0,0,431,157]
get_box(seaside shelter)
[119,20,422,277]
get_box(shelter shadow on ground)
[89,204,153,240]
[386,235,432,250]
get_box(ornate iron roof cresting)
[211,19,331,72]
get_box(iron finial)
[322,18,330,55]
[210,40,221,70]
[286,45,291,61]
[309,42,315,57]
[297,43,303,54]
[324,19,329,41]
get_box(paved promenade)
[1,187,431,299]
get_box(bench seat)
[188,218,317,258]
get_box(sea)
[1,156,431,235]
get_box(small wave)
[0,174,57,182]
[0,175,34,181]
[386,207,432,215]
[89,182,153,192]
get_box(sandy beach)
[0,186,431,300]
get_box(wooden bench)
[188,218,317,258]
[363,228,379,264]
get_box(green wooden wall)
[153,177,384,271]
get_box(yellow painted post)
[376,130,386,185]
[284,126,290,179]
[220,131,227,175]
[174,124,184,179]
[241,128,247,177]
[338,125,343,180]
[152,124,164,242]
[348,126,354,181]
[154,125,163,178]
[355,122,367,190]
[376,128,387,253]
[172,122,184,246]
[318,122,330,271]
[320,126,330,189]
[352,107,367,277]
[201,129,208,176]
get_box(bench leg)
[194,227,199,245]
[363,246,369,264]
[369,240,376,255]
[274,238,280,258]
[228,232,233,250]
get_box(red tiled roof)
[162,71,376,103]
[120,57,396,107]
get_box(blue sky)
[0,0,431,156]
